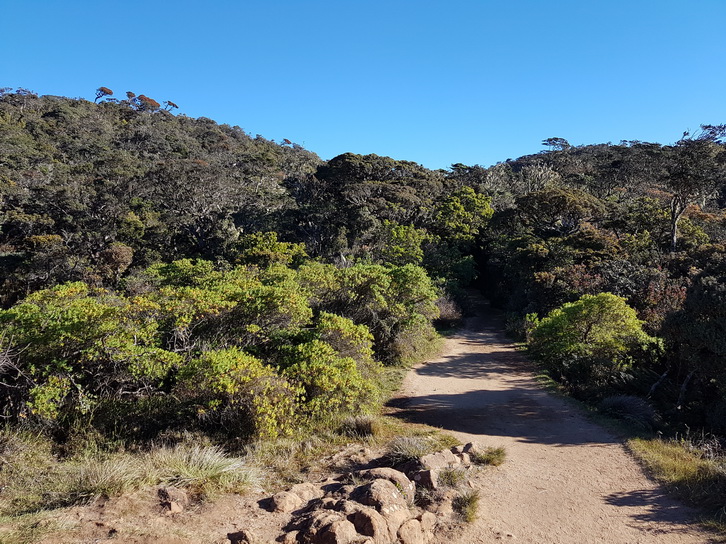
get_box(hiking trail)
[390,299,713,543]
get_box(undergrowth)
[0,431,259,516]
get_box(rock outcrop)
[228,442,488,544]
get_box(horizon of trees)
[1,87,725,441]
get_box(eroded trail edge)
[389,300,711,544]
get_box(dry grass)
[67,456,149,504]
[0,431,259,517]
[148,444,259,497]
[386,434,458,465]
[437,466,467,488]
[339,415,382,439]
[629,437,726,519]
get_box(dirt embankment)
[389,300,713,544]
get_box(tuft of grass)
[148,444,258,497]
[387,436,436,464]
[0,511,79,544]
[0,430,260,516]
[67,456,148,504]
[629,437,726,516]
[437,467,467,488]
[339,415,381,439]
[453,490,480,522]
[386,433,461,465]
[471,446,507,467]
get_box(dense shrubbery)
[0,258,438,440]
[527,293,659,397]
[1,88,725,441]
[474,131,726,430]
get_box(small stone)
[227,529,256,544]
[165,501,183,515]
[418,511,437,533]
[290,482,323,503]
[354,468,416,504]
[158,486,189,507]
[463,443,484,456]
[412,469,439,490]
[313,519,358,544]
[271,491,304,513]
[279,530,299,544]
[398,519,425,544]
[456,453,472,465]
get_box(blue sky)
[3,1,725,170]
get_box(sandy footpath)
[390,300,714,543]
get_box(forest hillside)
[1,87,725,444]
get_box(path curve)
[390,300,713,543]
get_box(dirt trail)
[390,300,713,543]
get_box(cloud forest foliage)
[1,88,725,440]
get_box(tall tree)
[662,126,726,250]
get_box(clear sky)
[3,1,725,170]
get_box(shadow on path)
[386,388,615,447]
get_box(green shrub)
[391,314,441,366]
[314,312,382,384]
[0,282,181,423]
[280,340,376,420]
[527,293,657,393]
[179,348,298,439]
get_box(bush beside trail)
[0,258,440,442]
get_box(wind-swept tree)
[94,86,113,102]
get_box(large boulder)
[354,468,416,504]
[350,480,410,540]
[334,500,389,544]
[290,482,325,503]
[313,519,358,544]
[419,450,459,471]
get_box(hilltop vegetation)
[1,87,725,445]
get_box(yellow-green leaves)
[528,293,658,392]
[180,348,296,439]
